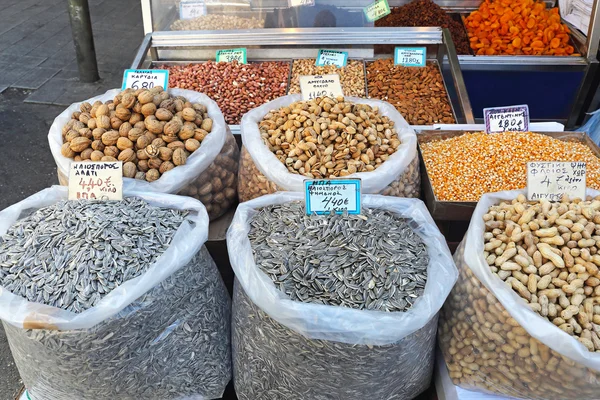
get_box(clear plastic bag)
[238,95,419,202]
[48,88,238,220]
[227,192,457,399]
[0,186,231,399]
[438,189,600,400]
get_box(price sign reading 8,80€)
[364,0,391,22]
[484,104,530,134]
[216,48,247,64]
[121,69,169,91]
[394,47,426,67]
[68,162,123,201]
[305,179,361,215]
[299,74,344,101]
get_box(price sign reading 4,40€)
[121,69,169,91]
[394,47,426,67]
[484,104,530,133]
[364,0,391,22]
[315,50,348,68]
[305,179,361,215]
[68,162,123,201]
[299,74,344,101]
[216,48,247,64]
[179,1,206,19]
[527,161,586,202]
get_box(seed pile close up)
[420,132,600,201]
[367,60,455,125]
[288,59,366,97]
[0,198,187,313]
[248,202,429,311]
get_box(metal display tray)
[418,130,600,221]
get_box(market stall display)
[439,190,600,399]
[375,0,471,55]
[160,61,291,125]
[367,60,456,125]
[238,95,419,202]
[0,187,231,399]
[227,192,457,399]
[288,59,366,98]
[49,88,237,220]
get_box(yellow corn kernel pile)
[420,131,600,201]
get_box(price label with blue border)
[305,179,361,215]
[179,1,206,19]
[121,69,169,91]
[394,47,427,67]
[315,49,348,67]
[216,48,247,64]
[484,104,530,133]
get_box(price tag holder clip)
[305,179,361,215]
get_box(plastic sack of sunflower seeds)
[0,186,231,400]
[238,94,419,202]
[227,192,457,399]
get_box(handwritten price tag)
[216,48,247,64]
[179,1,206,19]
[299,74,344,101]
[394,47,426,67]
[364,0,390,22]
[289,0,315,6]
[121,69,169,91]
[315,49,348,67]
[527,162,586,201]
[305,179,361,215]
[484,104,530,133]
[68,162,123,201]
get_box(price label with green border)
[216,48,247,64]
[364,0,390,22]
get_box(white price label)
[121,69,169,91]
[316,49,348,67]
[179,1,206,19]
[305,179,361,215]
[394,47,426,67]
[289,0,315,6]
[68,162,123,201]
[484,104,530,133]
[299,74,344,101]
[527,161,586,202]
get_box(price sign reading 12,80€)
[121,69,169,91]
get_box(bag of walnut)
[439,188,600,400]
[48,88,239,220]
[238,94,419,202]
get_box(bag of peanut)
[439,189,600,400]
[48,87,239,220]
[238,94,419,202]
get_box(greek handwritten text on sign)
[121,69,169,91]
[68,162,123,201]
[216,48,247,64]
[484,104,530,133]
[527,161,586,202]
[305,179,361,215]
[179,1,206,19]
[316,50,348,67]
[364,0,391,22]
[299,74,344,101]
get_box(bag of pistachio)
[439,189,600,400]
[49,87,239,220]
[238,94,419,202]
[227,192,457,399]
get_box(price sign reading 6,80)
[121,69,169,91]
[216,48,247,64]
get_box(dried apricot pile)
[465,0,578,56]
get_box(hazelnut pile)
[60,87,213,182]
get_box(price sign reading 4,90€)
[68,162,123,201]
[121,69,169,91]
[315,49,348,68]
[484,104,530,133]
[527,162,586,202]
[179,1,206,19]
[216,48,247,64]
[305,179,361,215]
[299,74,344,101]
[364,0,391,22]
[394,47,426,67]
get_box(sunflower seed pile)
[248,202,429,311]
[6,247,232,400]
[233,284,437,400]
[0,198,187,313]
